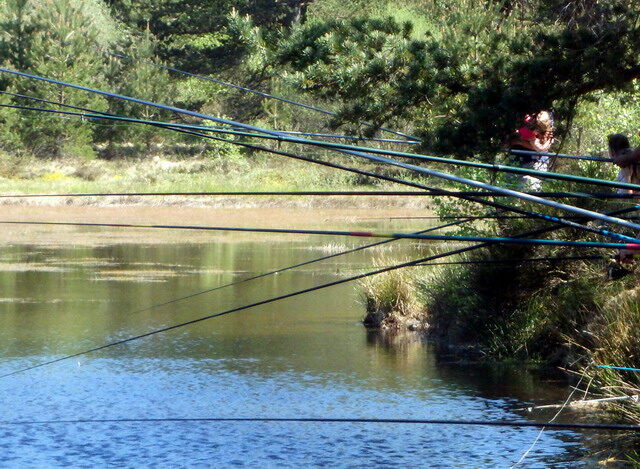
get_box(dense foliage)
[271,0,640,156]
[1,0,639,159]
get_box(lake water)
[0,206,602,467]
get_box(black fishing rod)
[1,90,415,145]
[367,215,640,221]
[507,148,612,163]
[110,53,421,143]
[0,191,527,198]
[4,190,639,200]
[4,103,637,244]
[2,220,640,250]
[414,255,605,267]
[1,416,638,432]
[104,216,486,318]
[1,69,635,233]
[0,90,116,117]
[2,204,637,380]
[0,188,637,200]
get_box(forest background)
[2,0,640,440]
[1,0,640,192]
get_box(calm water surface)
[0,210,598,467]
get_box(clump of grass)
[583,284,640,424]
[359,258,423,330]
[417,241,611,361]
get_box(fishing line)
[413,255,605,267]
[0,416,637,431]
[2,205,637,380]
[512,367,591,467]
[2,220,640,249]
[3,103,637,244]
[0,72,637,232]
[109,53,420,142]
[75,217,480,319]
[3,101,634,195]
[507,148,613,163]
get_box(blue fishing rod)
[110,53,420,143]
[5,102,640,244]
[0,220,638,250]
[4,89,618,191]
[507,148,613,163]
[0,70,633,239]
[3,203,638,380]
[1,70,636,219]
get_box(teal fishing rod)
[1,84,638,240]
[507,148,612,163]
[110,53,420,142]
[1,90,636,197]
[0,189,637,200]
[263,130,419,144]
[4,102,639,243]
[3,203,637,380]
[3,92,625,193]
[1,220,639,250]
[1,89,414,145]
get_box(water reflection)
[0,215,592,467]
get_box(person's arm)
[612,147,640,167]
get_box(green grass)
[0,149,394,196]
[359,257,423,330]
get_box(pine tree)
[270,0,640,157]
[1,0,121,157]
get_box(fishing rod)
[367,215,640,221]
[1,90,416,145]
[110,52,421,143]
[0,190,480,198]
[5,190,638,200]
[507,148,612,163]
[595,365,640,373]
[3,204,637,380]
[2,220,639,249]
[2,96,638,200]
[0,90,117,117]
[1,187,638,201]
[6,98,630,195]
[414,255,605,266]
[1,416,638,431]
[2,96,638,244]
[265,130,420,144]
[4,102,638,243]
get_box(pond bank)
[0,152,434,210]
